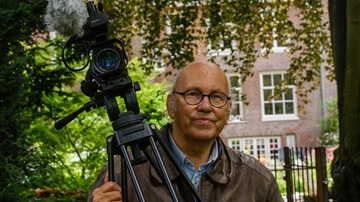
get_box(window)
[206,20,236,56]
[260,28,290,54]
[208,36,235,56]
[227,74,243,121]
[260,71,298,121]
[272,29,289,53]
[259,5,290,54]
[228,137,281,162]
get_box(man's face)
[167,62,230,144]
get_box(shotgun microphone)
[44,0,87,38]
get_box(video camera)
[61,0,139,118]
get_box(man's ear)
[166,94,175,119]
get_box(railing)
[257,147,329,202]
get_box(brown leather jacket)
[88,123,283,202]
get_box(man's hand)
[92,173,122,202]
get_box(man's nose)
[198,95,212,111]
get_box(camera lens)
[95,48,120,73]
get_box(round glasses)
[173,89,231,108]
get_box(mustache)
[192,113,217,122]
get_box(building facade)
[129,1,337,162]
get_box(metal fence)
[258,147,329,202]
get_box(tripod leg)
[149,136,179,202]
[121,157,128,202]
[107,136,115,182]
[120,145,146,202]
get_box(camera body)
[80,1,129,95]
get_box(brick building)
[129,1,337,162]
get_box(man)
[88,61,283,202]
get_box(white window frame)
[271,28,289,53]
[228,136,282,163]
[260,29,290,54]
[207,36,236,56]
[259,5,290,54]
[227,74,243,122]
[260,71,299,121]
[206,20,236,56]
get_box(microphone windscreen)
[44,0,87,38]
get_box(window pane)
[274,89,283,100]
[244,139,254,156]
[263,75,272,86]
[229,75,241,120]
[276,38,286,47]
[232,90,239,102]
[230,76,240,87]
[256,139,266,158]
[275,103,283,114]
[284,89,293,100]
[285,102,294,114]
[263,89,272,101]
[283,73,290,84]
[223,38,232,49]
[245,139,253,149]
[231,103,240,116]
[231,140,241,150]
[265,103,273,115]
[273,74,282,86]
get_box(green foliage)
[127,58,170,128]
[103,0,333,98]
[319,99,339,146]
[0,0,76,201]
[25,58,168,200]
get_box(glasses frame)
[173,90,231,108]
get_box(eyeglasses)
[173,89,231,108]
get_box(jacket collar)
[150,123,231,184]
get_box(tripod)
[55,93,204,202]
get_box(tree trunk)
[330,0,360,201]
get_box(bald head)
[171,61,229,94]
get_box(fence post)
[283,147,293,202]
[315,147,329,202]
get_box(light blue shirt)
[168,129,218,190]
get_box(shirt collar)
[168,128,218,168]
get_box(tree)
[0,0,75,200]
[329,0,360,201]
[103,0,333,101]
[27,58,168,200]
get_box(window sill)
[261,115,299,122]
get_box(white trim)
[227,74,244,122]
[260,71,299,121]
[228,136,282,162]
[260,28,290,54]
[207,38,236,56]
[206,20,236,56]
